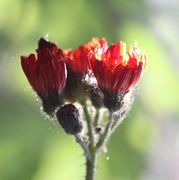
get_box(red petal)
[113,65,132,93]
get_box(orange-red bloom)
[64,37,107,73]
[63,38,108,102]
[21,38,67,114]
[89,41,147,95]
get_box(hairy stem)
[81,102,97,180]
[96,110,126,153]
[96,113,114,153]
[80,104,126,180]
[83,102,95,149]
[75,135,91,159]
[86,153,98,180]
[111,111,126,134]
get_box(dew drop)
[45,33,49,39]
[106,156,110,160]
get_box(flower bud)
[56,104,83,135]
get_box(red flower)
[63,38,108,102]
[89,41,147,95]
[21,38,67,114]
[64,37,107,73]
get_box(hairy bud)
[56,104,83,135]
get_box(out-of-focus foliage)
[0,0,178,180]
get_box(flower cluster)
[21,37,147,134]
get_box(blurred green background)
[0,0,179,180]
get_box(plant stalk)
[82,104,127,180]
[86,153,98,180]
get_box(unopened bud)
[56,104,83,135]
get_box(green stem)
[82,105,126,180]
[83,102,95,148]
[94,109,100,127]
[75,135,91,159]
[96,113,113,153]
[86,153,98,180]
[82,102,97,180]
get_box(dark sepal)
[103,91,125,112]
[89,85,103,108]
[64,66,88,102]
[38,90,64,115]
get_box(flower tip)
[119,41,126,56]
[38,37,56,50]
[20,55,25,61]
[101,37,107,42]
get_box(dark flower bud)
[56,104,83,135]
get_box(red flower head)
[64,37,108,74]
[63,37,107,102]
[21,38,67,114]
[89,41,147,95]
